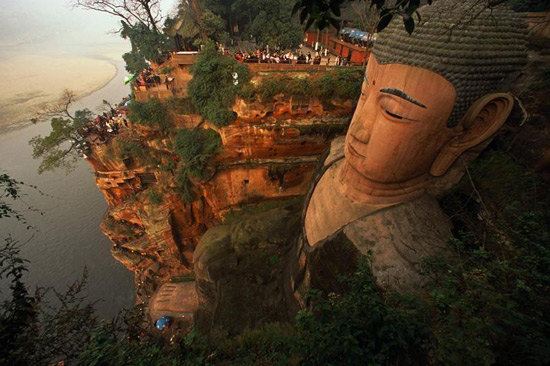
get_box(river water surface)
[0,62,135,318]
[0,0,180,319]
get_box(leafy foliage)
[122,51,148,75]
[169,0,227,43]
[0,173,42,228]
[175,167,195,203]
[29,109,92,174]
[174,128,222,178]
[0,238,97,366]
[121,22,175,73]
[116,138,147,161]
[187,42,249,127]
[316,67,364,102]
[241,67,363,105]
[292,0,434,34]
[174,128,222,202]
[246,0,303,48]
[0,237,37,366]
[147,189,163,205]
[432,149,550,365]
[296,259,430,366]
[128,98,171,131]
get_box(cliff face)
[86,80,355,306]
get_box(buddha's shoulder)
[342,194,452,250]
[314,194,453,291]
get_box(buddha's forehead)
[367,56,457,107]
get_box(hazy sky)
[0,0,176,53]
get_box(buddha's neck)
[338,160,427,205]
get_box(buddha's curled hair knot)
[373,0,527,127]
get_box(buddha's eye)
[380,98,417,122]
[383,108,406,120]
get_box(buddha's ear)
[430,93,514,177]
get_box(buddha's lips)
[347,135,368,158]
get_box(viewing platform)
[133,50,366,102]
[134,84,176,102]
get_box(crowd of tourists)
[234,48,295,64]
[135,67,175,90]
[232,46,354,66]
[76,97,131,158]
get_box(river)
[0,61,135,319]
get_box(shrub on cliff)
[315,68,364,102]
[174,128,222,202]
[187,42,250,127]
[117,139,144,160]
[147,190,163,205]
[128,99,171,131]
[174,128,221,179]
[241,68,363,106]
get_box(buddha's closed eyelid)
[379,97,418,122]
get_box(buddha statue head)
[340,0,527,204]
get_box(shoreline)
[0,55,121,135]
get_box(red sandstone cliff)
[85,71,356,304]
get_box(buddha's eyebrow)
[380,88,427,109]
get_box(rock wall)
[86,82,356,308]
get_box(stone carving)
[301,0,528,292]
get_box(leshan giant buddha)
[298,0,528,293]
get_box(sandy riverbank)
[0,54,117,128]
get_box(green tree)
[174,128,221,178]
[246,0,303,48]
[29,90,92,174]
[293,1,525,34]
[1,173,30,225]
[128,98,171,131]
[187,42,249,127]
[0,237,38,366]
[121,21,175,73]
[71,1,175,72]
[173,128,221,202]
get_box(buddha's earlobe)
[430,93,514,177]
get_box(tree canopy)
[29,90,92,174]
[291,0,526,35]
[121,21,174,73]
[187,42,250,127]
[246,0,303,49]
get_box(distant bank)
[0,54,117,132]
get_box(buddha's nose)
[350,102,375,144]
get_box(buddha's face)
[345,56,457,184]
